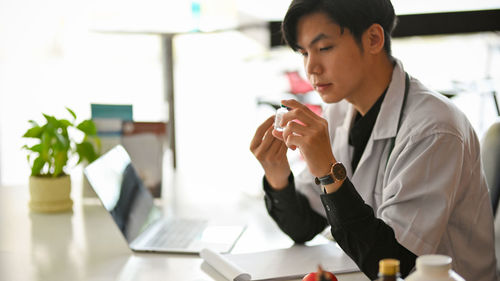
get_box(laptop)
[84,145,245,254]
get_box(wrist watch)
[314,162,347,186]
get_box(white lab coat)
[295,60,498,281]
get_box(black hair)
[282,0,397,57]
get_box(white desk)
[0,182,368,281]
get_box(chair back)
[481,121,500,216]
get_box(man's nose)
[305,54,322,76]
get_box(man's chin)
[318,92,343,104]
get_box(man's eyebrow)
[296,33,330,50]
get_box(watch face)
[332,162,346,181]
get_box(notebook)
[84,145,246,254]
[200,243,359,281]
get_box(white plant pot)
[29,175,73,213]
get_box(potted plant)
[22,108,100,213]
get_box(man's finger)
[284,132,301,151]
[281,99,305,110]
[253,125,281,160]
[250,116,275,151]
[272,128,284,140]
[269,135,287,155]
[280,99,319,127]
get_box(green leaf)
[76,120,98,135]
[32,156,46,176]
[43,114,57,125]
[26,144,42,153]
[40,132,51,161]
[28,120,39,127]
[76,141,98,164]
[53,150,68,177]
[91,136,102,155]
[22,143,42,153]
[66,107,77,120]
[44,115,63,136]
[60,126,70,140]
[59,119,72,128]
[22,126,43,138]
[54,131,69,150]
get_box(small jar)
[405,255,465,281]
[375,259,404,281]
[274,105,289,132]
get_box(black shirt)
[263,90,417,279]
[349,90,387,172]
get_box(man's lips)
[314,83,332,91]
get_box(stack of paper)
[91,104,133,153]
[90,104,167,197]
[122,122,167,197]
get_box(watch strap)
[314,162,335,186]
[315,174,335,185]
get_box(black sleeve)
[320,178,417,279]
[263,173,328,244]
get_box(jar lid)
[416,255,452,272]
[379,259,400,275]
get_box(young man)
[249,0,498,280]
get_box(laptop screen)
[84,145,161,242]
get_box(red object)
[285,71,314,95]
[122,121,167,136]
[302,271,338,281]
[305,104,323,116]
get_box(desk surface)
[0,181,368,281]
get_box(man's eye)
[320,46,333,51]
[300,51,308,57]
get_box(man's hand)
[273,99,336,178]
[250,115,291,190]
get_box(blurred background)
[0,0,499,200]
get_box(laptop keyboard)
[146,219,207,249]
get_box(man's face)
[296,12,367,104]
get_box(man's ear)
[362,23,385,54]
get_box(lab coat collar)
[338,59,406,141]
[334,102,357,178]
[332,59,406,177]
[372,59,407,141]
